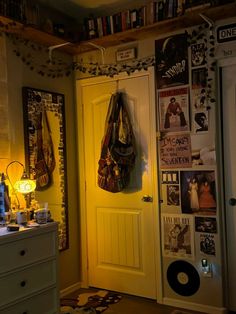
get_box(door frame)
[76,68,163,303]
[217,56,236,309]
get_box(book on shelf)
[185,0,211,12]
[84,16,97,39]
[0,0,25,23]
[146,1,156,25]
[0,0,6,17]
[82,0,229,40]
[109,15,114,34]
[121,10,130,31]
[157,0,165,21]
[130,9,138,29]
[96,17,103,37]
[176,0,186,16]
[139,6,146,27]
[106,15,114,35]
[113,12,122,33]
[102,16,107,36]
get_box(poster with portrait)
[180,170,216,215]
[191,43,206,67]
[167,185,180,206]
[199,233,216,256]
[193,110,209,134]
[158,86,190,132]
[191,68,208,111]
[155,33,189,89]
[160,133,192,168]
[162,214,194,259]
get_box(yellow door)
[77,68,160,299]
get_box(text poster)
[160,133,192,168]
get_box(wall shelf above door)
[1,2,236,55]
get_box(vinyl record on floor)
[167,260,200,296]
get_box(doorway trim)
[216,56,236,310]
[75,68,163,303]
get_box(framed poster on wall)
[22,87,69,250]
[162,213,194,259]
[158,86,190,132]
[155,33,189,89]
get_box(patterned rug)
[61,290,122,314]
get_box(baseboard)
[163,297,227,314]
[60,282,82,298]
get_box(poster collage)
[155,33,217,260]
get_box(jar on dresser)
[0,222,59,314]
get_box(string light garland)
[187,20,216,108]
[73,56,156,77]
[1,19,216,83]
[4,31,155,78]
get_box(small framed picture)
[191,43,206,67]
[167,185,180,206]
[193,110,209,134]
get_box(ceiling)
[38,0,148,21]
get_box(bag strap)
[113,93,123,122]
[100,92,121,159]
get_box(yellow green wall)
[3,35,80,290]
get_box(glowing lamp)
[14,175,36,194]
[6,160,36,208]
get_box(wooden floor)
[104,293,206,314]
[62,288,207,314]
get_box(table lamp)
[6,160,36,208]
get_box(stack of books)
[83,0,216,40]
[0,0,25,22]
[0,0,39,26]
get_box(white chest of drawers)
[0,222,59,314]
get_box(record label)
[177,272,189,285]
[167,260,200,296]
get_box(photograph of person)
[167,185,180,206]
[193,88,207,110]
[200,234,216,256]
[164,97,187,129]
[180,170,216,215]
[191,68,208,121]
[194,111,208,133]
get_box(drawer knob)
[20,280,26,287]
[20,250,26,256]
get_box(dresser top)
[0,222,58,243]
